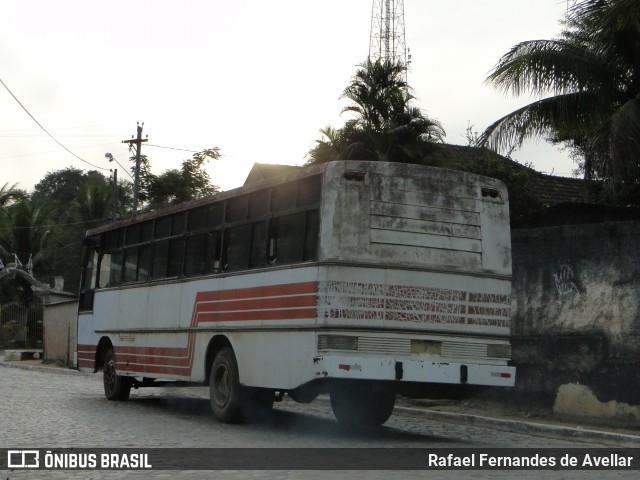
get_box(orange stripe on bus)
[115,346,188,356]
[117,353,191,367]
[195,281,317,303]
[79,281,319,379]
[195,294,317,314]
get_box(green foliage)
[2,140,221,302]
[462,154,543,220]
[75,177,117,229]
[422,145,544,219]
[482,0,640,196]
[142,148,221,209]
[307,59,444,165]
[30,169,121,292]
[0,198,53,269]
[1,183,24,209]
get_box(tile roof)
[244,146,588,207]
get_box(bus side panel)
[316,265,511,337]
[200,330,318,389]
[188,266,321,384]
[77,312,100,371]
[83,266,321,382]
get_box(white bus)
[77,161,515,426]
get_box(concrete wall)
[43,300,78,368]
[510,221,640,425]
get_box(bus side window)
[185,234,206,276]
[207,231,222,273]
[109,251,123,287]
[268,218,279,264]
[78,247,97,311]
[167,238,185,277]
[223,225,252,271]
[271,212,306,264]
[81,249,97,291]
[123,247,139,284]
[151,240,169,279]
[268,211,318,265]
[97,253,112,288]
[304,210,320,261]
[185,232,220,276]
[250,222,267,268]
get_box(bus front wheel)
[209,347,244,423]
[103,349,131,401]
[330,384,395,427]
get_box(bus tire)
[330,385,395,427]
[209,347,244,423]
[103,349,131,401]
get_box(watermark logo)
[7,450,39,469]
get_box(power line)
[105,153,135,181]
[146,144,199,153]
[146,144,225,158]
[0,142,125,162]
[0,76,110,171]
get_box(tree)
[307,59,444,165]
[0,198,53,271]
[480,0,640,188]
[74,177,118,229]
[31,168,121,291]
[0,183,23,209]
[1,183,26,230]
[144,148,221,209]
[307,123,361,165]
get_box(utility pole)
[122,122,148,216]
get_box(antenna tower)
[369,0,408,66]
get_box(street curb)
[3,359,639,446]
[314,396,640,447]
[0,359,91,377]
[392,405,640,447]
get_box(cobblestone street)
[0,363,638,479]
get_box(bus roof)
[85,162,329,237]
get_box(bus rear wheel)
[209,347,244,423]
[103,349,131,401]
[330,384,395,427]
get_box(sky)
[1,0,576,194]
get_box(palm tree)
[480,0,640,184]
[0,183,23,213]
[74,178,116,229]
[342,59,410,132]
[307,59,444,165]
[0,198,52,271]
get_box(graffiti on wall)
[554,265,580,298]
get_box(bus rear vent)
[481,187,503,203]
[318,335,358,351]
[343,171,366,182]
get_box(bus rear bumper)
[313,355,516,388]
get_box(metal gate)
[0,302,44,349]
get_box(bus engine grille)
[317,335,511,360]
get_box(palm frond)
[608,95,640,180]
[487,39,614,97]
[480,91,607,153]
